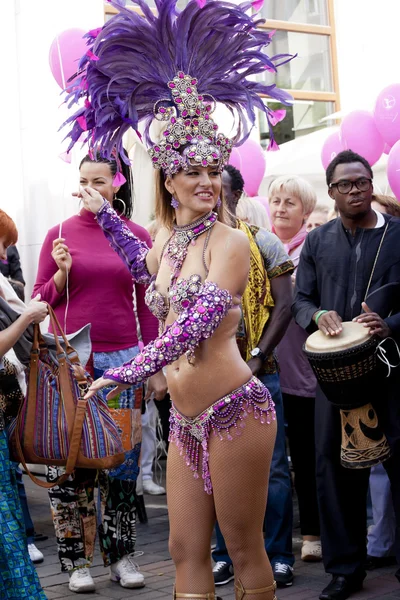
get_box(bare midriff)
[165,303,252,417]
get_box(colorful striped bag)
[9,306,125,488]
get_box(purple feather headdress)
[63,0,294,175]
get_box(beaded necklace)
[164,210,217,286]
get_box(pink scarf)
[272,223,307,254]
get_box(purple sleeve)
[32,231,65,307]
[96,202,151,284]
[104,281,232,385]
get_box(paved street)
[24,470,400,600]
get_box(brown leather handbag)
[9,305,125,488]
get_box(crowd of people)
[1,1,400,599]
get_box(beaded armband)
[104,281,233,385]
[96,202,151,284]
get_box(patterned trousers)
[47,466,137,572]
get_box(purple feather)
[62,0,294,159]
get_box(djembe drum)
[304,322,391,469]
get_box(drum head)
[305,321,371,354]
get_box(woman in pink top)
[33,155,165,593]
[268,175,321,563]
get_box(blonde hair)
[236,196,270,229]
[268,175,317,215]
[312,204,329,216]
[372,194,400,218]
[327,203,338,221]
[146,219,160,241]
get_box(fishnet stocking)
[167,441,216,593]
[167,395,277,599]
[210,410,276,600]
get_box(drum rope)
[376,337,400,377]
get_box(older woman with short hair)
[268,175,322,562]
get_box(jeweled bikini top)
[145,211,217,322]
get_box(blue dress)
[0,428,46,599]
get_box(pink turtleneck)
[33,209,158,352]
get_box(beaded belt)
[169,376,275,494]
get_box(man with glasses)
[292,150,400,600]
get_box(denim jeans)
[212,372,294,567]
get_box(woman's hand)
[145,370,168,401]
[24,294,48,324]
[52,238,72,273]
[84,377,131,401]
[74,186,106,214]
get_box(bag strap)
[364,221,389,302]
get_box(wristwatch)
[250,347,267,362]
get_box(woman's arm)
[85,227,250,396]
[0,296,48,358]
[80,187,158,281]
[33,232,71,305]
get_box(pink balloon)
[49,29,88,91]
[387,140,400,201]
[374,84,400,148]
[384,143,392,155]
[229,147,242,171]
[341,110,384,166]
[237,139,266,197]
[321,131,344,170]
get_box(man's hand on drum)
[353,302,391,339]
[315,310,342,336]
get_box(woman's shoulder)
[213,221,249,250]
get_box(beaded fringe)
[169,377,275,494]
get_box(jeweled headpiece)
[63,0,294,177]
[148,71,233,175]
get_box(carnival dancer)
[293,150,400,600]
[62,1,293,597]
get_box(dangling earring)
[113,194,127,215]
[216,197,222,208]
[171,196,179,209]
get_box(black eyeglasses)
[329,177,372,195]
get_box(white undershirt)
[374,209,385,228]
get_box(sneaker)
[213,561,235,586]
[143,479,166,495]
[28,543,44,564]
[69,567,96,593]
[273,562,294,587]
[301,540,322,562]
[110,554,145,588]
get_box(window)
[257,0,339,145]
[259,100,335,148]
[261,0,329,26]
[260,30,333,93]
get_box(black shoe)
[212,561,234,586]
[33,532,48,542]
[365,554,397,570]
[395,567,400,583]
[319,576,363,600]
[273,562,294,587]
